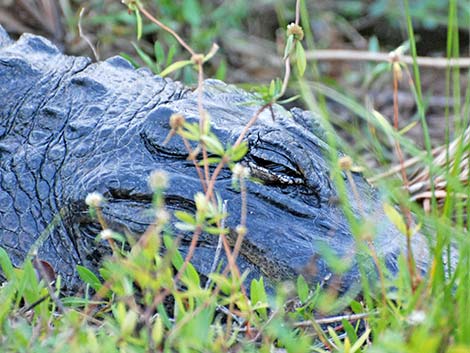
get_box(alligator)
[0,27,430,293]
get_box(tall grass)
[0,0,469,352]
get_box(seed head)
[338,156,353,171]
[236,225,247,237]
[232,163,250,180]
[85,192,103,208]
[191,54,204,65]
[149,170,169,190]
[169,113,185,130]
[286,23,304,41]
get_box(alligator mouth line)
[79,191,198,237]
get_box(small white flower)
[85,192,103,208]
[156,209,170,224]
[194,192,209,214]
[236,225,247,236]
[99,229,114,240]
[407,310,426,325]
[149,170,169,190]
[232,163,250,180]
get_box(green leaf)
[204,226,228,235]
[152,316,164,346]
[269,79,276,97]
[132,43,157,73]
[180,123,201,141]
[174,211,196,225]
[209,273,233,295]
[350,328,371,352]
[277,95,301,105]
[201,134,225,156]
[284,34,295,59]
[135,8,142,40]
[372,110,394,135]
[157,303,173,329]
[119,53,140,68]
[160,60,192,77]
[295,41,307,77]
[98,268,112,286]
[166,44,177,66]
[383,203,407,235]
[0,247,14,281]
[198,157,222,165]
[21,261,40,304]
[182,263,200,287]
[77,265,102,291]
[154,41,165,65]
[350,300,363,314]
[163,235,184,270]
[215,59,227,80]
[327,326,343,347]
[250,277,268,320]
[229,142,248,162]
[296,275,309,302]
[203,43,220,63]
[201,113,211,135]
[342,318,358,344]
[182,0,202,27]
[368,35,380,52]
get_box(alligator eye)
[256,158,300,178]
[247,156,304,185]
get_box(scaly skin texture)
[0,28,429,292]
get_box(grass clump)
[1,0,470,352]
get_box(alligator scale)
[0,28,429,292]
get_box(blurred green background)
[1,0,468,165]
[1,0,468,84]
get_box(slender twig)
[231,177,248,262]
[368,145,444,183]
[306,49,470,68]
[293,312,374,328]
[205,201,227,290]
[137,5,195,56]
[224,38,470,69]
[390,54,417,289]
[78,8,99,61]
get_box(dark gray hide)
[0,28,429,292]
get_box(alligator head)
[0,27,429,292]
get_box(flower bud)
[169,113,185,130]
[232,163,250,180]
[286,23,304,41]
[338,156,353,171]
[85,192,103,208]
[99,229,114,240]
[194,192,209,214]
[149,170,169,190]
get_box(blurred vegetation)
[0,0,470,352]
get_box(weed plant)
[1,0,470,352]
